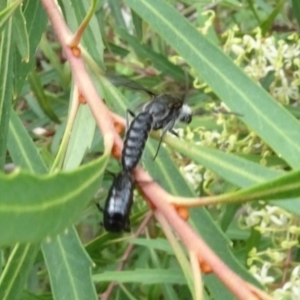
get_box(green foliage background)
[0,0,299,299]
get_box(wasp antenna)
[184,68,189,98]
[180,67,192,103]
[126,110,136,130]
[212,108,243,117]
[193,108,209,116]
[224,111,243,117]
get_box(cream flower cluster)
[223,27,300,104]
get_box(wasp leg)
[153,117,176,161]
[126,110,135,130]
[95,202,104,212]
[169,129,179,137]
[124,219,131,232]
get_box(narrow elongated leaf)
[0,0,22,30]
[162,134,300,214]
[27,70,60,124]
[39,34,68,88]
[292,0,300,28]
[0,16,13,168]
[131,9,143,40]
[2,103,47,300]
[93,269,185,285]
[13,0,47,96]
[123,0,300,169]
[0,154,107,245]
[0,243,39,300]
[20,291,45,300]
[8,109,48,173]
[63,105,96,171]
[116,28,185,81]
[204,275,233,300]
[99,75,128,115]
[129,238,173,253]
[212,168,300,204]
[260,0,284,35]
[12,5,29,62]
[42,227,97,300]
[108,0,127,29]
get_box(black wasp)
[117,76,193,164]
[98,76,193,233]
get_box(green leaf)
[12,5,29,62]
[260,0,284,35]
[162,135,300,214]
[123,0,300,169]
[27,70,61,124]
[0,15,13,168]
[93,269,185,285]
[116,27,185,81]
[99,75,128,115]
[0,154,107,245]
[39,34,68,88]
[0,0,22,30]
[2,104,46,300]
[0,243,39,300]
[212,168,300,204]
[108,0,127,29]
[13,0,48,96]
[20,290,49,300]
[129,238,173,253]
[8,109,48,173]
[131,8,143,40]
[63,105,96,171]
[204,275,233,300]
[292,0,300,28]
[42,227,97,300]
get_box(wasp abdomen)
[103,171,134,232]
[122,111,153,171]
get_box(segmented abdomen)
[103,171,134,232]
[121,112,153,171]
